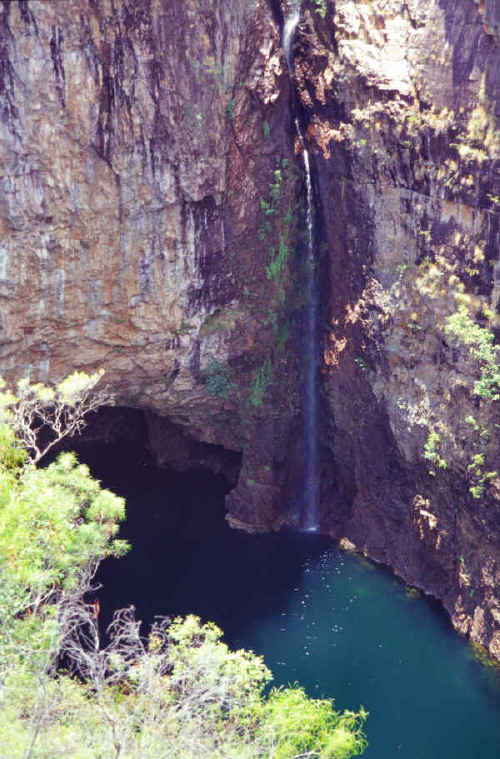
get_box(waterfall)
[282,2,300,68]
[282,2,320,531]
[298,120,319,531]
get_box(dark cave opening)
[42,412,500,759]
[60,406,328,645]
[73,436,232,633]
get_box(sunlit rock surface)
[0,0,303,529]
[291,0,500,660]
[1,0,499,658]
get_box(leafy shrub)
[0,376,368,759]
[424,432,447,473]
[445,304,500,401]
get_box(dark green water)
[80,443,499,759]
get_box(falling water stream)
[283,1,320,530]
[282,2,300,68]
[85,440,500,759]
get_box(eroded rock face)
[291,0,500,659]
[1,0,499,659]
[0,0,306,529]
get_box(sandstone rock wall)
[1,0,499,659]
[0,0,305,528]
[292,0,500,659]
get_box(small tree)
[0,372,125,759]
[59,609,367,759]
[0,370,110,464]
[0,448,128,759]
[0,374,368,759]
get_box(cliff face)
[0,0,306,528]
[291,0,500,659]
[1,0,499,658]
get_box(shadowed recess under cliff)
[68,435,499,759]
[1,0,499,662]
[68,434,317,638]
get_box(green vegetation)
[0,375,368,757]
[266,236,290,281]
[0,449,128,689]
[0,370,108,464]
[250,359,273,407]
[314,0,328,18]
[202,359,236,399]
[444,304,499,496]
[247,157,298,410]
[424,432,448,474]
[226,97,235,121]
[462,415,497,498]
[445,304,500,401]
[387,235,500,497]
[259,168,284,224]
[466,452,497,499]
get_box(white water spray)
[282,2,300,68]
[282,2,320,531]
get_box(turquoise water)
[83,444,500,759]
[229,535,500,759]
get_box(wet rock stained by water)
[1,0,500,661]
[0,0,303,529]
[290,0,500,660]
